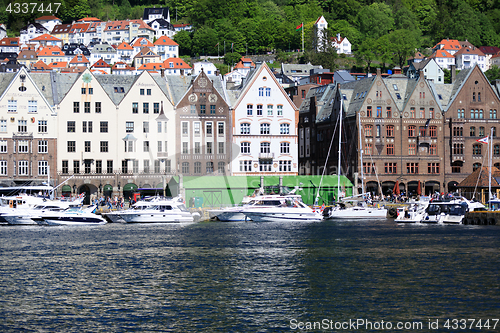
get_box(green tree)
[60,0,92,23]
[387,29,421,69]
[356,3,394,39]
[173,30,193,56]
[355,37,377,73]
[329,20,362,49]
[485,66,500,82]
[191,26,218,56]
[224,52,241,66]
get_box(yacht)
[33,204,107,226]
[105,196,195,223]
[326,194,387,220]
[240,194,323,222]
[421,196,485,224]
[395,197,431,223]
[2,198,84,225]
[103,196,167,223]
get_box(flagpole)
[302,22,304,52]
[489,127,493,210]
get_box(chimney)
[419,70,424,78]
[451,65,456,83]
[376,68,381,76]
[393,67,402,75]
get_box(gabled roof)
[137,63,165,70]
[30,34,61,42]
[91,58,110,68]
[163,57,191,69]
[442,66,475,112]
[430,49,454,58]
[77,17,101,22]
[154,36,178,46]
[134,47,158,58]
[35,16,60,21]
[116,41,133,50]
[111,62,134,71]
[48,61,67,69]
[31,61,52,71]
[69,23,90,34]
[143,7,169,20]
[455,47,485,57]
[17,49,37,59]
[36,45,64,56]
[51,24,71,34]
[458,166,500,188]
[0,37,19,46]
[94,74,139,104]
[105,20,154,32]
[434,39,461,51]
[479,46,500,55]
[148,18,174,30]
[315,16,326,24]
[131,37,154,48]
[69,54,90,64]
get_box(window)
[218,162,225,173]
[132,102,138,113]
[107,161,113,174]
[182,142,188,154]
[84,102,90,113]
[267,105,273,116]
[0,160,6,175]
[38,120,47,133]
[410,108,415,118]
[0,120,6,132]
[265,88,271,97]
[73,160,80,174]
[38,140,48,153]
[406,163,419,174]
[428,163,440,174]
[247,104,253,116]
[366,106,372,117]
[154,103,160,114]
[84,141,91,152]
[206,142,212,154]
[241,142,250,154]
[143,141,149,152]
[100,121,108,133]
[73,101,79,113]
[376,125,381,137]
[364,124,373,137]
[259,87,264,96]
[62,160,68,174]
[95,102,101,113]
[419,126,426,137]
[260,160,272,172]
[100,141,108,152]
[493,127,497,137]
[408,125,416,137]
[18,141,29,153]
[458,109,465,118]
[490,109,497,119]
[473,144,481,155]
[0,140,6,153]
[194,162,201,174]
[277,105,283,116]
[470,126,476,136]
[363,162,376,174]
[280,123,290,134]
[260,123,270,135]
[28,100,37,113]
[420,108,425,118]
[430,144,437,155]
[473,163,481,171]
[67,141,76,152]
[143,121,149,133]
[218,122,224,135]
[18,160,28,175]
[199,105,206,114]
[279,160,291,172]
[453,127,463,137]
[194,122,200,136]
[495,145,500,156]
[364,143,372,155]
[182,162,189,174]
[280,142,290,154]
[143,160,150,173]
[97,160,102,174]
[408,144,416,155]
[241,123,250,134]
[386,144,394,155]
[429,126,437,138]
[67,121,75,132]
[126,122,134,133]
[240,160,252,172]
[386,125,394,137]
[8,100,17,112]
[143,102,149,114]
[429,108,435,119]
[376,106,382,118]
[206,122,213,136]
[210,105,216,114]
[140,88,144,95]
[218,142,224,154]
[147,89,151,96]
[182,122,188,136]
[385,163,397,174]
[478,92,481,102]
[82,87,86,94]
[206,162,214,173]
[18,120,27,133]
[386,107,391,118]
[257,105,263,116]
[260,142,271,153]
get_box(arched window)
[452,161,463,173]
[280,142,290,154]
[260,142,271,153]
[408,125,416,137]
[364,124,373,137]
[495,145,500,156]
[194,162,201,174]
[260,123,270,135]
[240,123,250,134]
[473,163,481,171]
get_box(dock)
[463,211,500,225]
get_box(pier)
[463,211,500,225]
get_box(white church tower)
[313,16,328,52]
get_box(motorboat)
[103,196,168,223]
[395,197,431,223]
[325,194,387,219]
[421,196,485,224]
[240,194,323,222]
[104,196,195,223]
[33,204,107,226]
[2,199,84,225]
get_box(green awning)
[123,183,138,191]
[62,185,72,192]
[103,184,113,191]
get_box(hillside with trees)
[1,0,500,72]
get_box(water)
[1,220,500,332]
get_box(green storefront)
[167,175,353,208]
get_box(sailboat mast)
[358,115,364,194]
[337,98,342,202]
[489,127,493,210]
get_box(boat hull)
[328,208,387,219]
[35,216,107,226]
[208,209,247,222]
[243,210,323,222]
[118,212,194,223]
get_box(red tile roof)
[30,34,61,41]
[117,41,133,50]
[154,36,178,46]
[434,39,461,51]
[91,58,111,68]
[35,16,60,21]
[455,47,485,56]
[69,54,90,64]
[48,61,68,68]
[36,45,64,56]
[163,57,191,69]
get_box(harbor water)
[1,219,500,332]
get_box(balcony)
[12,132,33,140]
[259,152,274,160]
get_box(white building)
[313,16,328,52]
[455,47,487,71]
[193,61,217,76]
[228,63,298,175]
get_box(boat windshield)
[177,204,188,212]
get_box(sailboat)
[326,98,387,219]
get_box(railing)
[259,152,274,159]
[12,132,33,140]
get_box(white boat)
[33,204,107,226]
[395,197,431,223]
[103,196,169,223]
[327,202,388,219]
[240,195,323,222]
[421,196,485,224]
[2,198,84,225]
[104,196,195,223]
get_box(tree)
[191,26,218,56]
[387,29,421,69]
[60,0,92,23]
[224,52,241,66]
[355,37,377,73]
[356,3,394,39]
[173,30,193,56]
[485,66,500,82]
